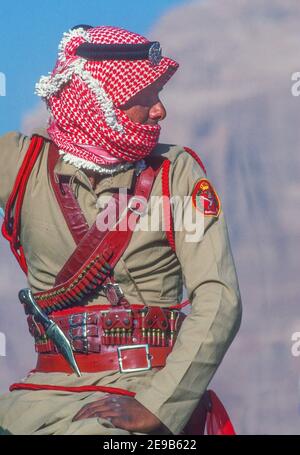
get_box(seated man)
[0,25,242,435]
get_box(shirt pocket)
[159,271,183,302]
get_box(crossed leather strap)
[33,142,165,314]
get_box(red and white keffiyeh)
[35,26,179,172]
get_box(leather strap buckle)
[117,344,152,373]
[103,282,125,306]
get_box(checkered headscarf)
[35,26,179,170]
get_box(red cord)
[183,147,207,175]
[161,159,176,252]
[9,382,135,397]
[1,135,45,273]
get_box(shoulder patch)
[191,178,221,217]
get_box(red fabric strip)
[9,382,135,397]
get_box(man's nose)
[149,101,167,122]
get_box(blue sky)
[0,0,187,134]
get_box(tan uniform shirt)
[0,131,242,434]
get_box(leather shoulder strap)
[48,143,90,245]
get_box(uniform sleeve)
[0,132,30,210]
[134,149,242,434]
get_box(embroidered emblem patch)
[192,178,221,217]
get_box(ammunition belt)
[32,250,114,315]
[27,305,185,355]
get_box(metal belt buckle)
[117,344,152,373]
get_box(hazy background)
[1,0,300,434]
